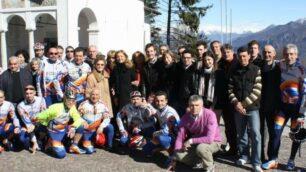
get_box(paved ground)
[0,124,305,172]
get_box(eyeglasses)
[49,52,58,55]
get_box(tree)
[144,0,162,45]
[171,0,212,50]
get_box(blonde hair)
[115,50,134,69]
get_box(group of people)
[0,39,305,172]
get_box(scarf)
[93,69,108,83]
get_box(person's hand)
[82,121,89,129]
[67,127,76,139]
[111,88,115,96]
[27,124,35,133]
[132,127,141,134]
[120,130,128,137]
[97,126,104,134]
[139,100,148,108]
[235,102,246,115]
[166,160,176,171]
[183,139,191,151]
[131,80,140,87]
[14,127,20,134]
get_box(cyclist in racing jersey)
[116,91,156,150]
[17,85,46,154]
[65,47,91,106]
[0,90,20,153]
[36,90,86,158]
[78,89,114,153]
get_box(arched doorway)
[6,15,28,58]
[78,8,98,49]
[35,13,57,51]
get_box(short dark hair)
[247,40,260,48]
[237,46,249,54]
[221,44,233,51]
[210,40,221,49]
[57,45,64,50]
[65,46,74,51]
[74,47,85,55]
[47,46,58,52]
[15,49,30,63]
[196,40,208,48]
[145,43,156,51]
[177,46,186,51]
[155,91,168,100]
[182,49,194,57]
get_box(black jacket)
[110,64,136,109]
[141,59,162,98]
[228,63,262,111]
[174,63,198,103]
[156,62,177,103]
[0,68,33,104]
[214,58,238,109]
[252,54,264,68]
[260,61,281,112]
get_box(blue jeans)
[143,133,174,156]
[234,110,262,166]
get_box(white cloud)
[200,23,266,34]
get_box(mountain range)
[206,18,306,60]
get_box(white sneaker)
[236,158,247,166]
[205,164,215,172]
[193,161,203,169]
[253,165,263,172]
[225,142,230,151]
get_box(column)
[87,28,99,49]
[28,29,35,59]
[1,30,7,70]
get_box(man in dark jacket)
[248,40,263,68]
[0,56,33,106]
[174,50,198,116]
[228,46,263,172]
[141,43,161,98]
[260,45,281,161]
[214,44,238,155]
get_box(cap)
[130,91,142,98]
[33,42,45,50]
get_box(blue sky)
[200,0,306,33]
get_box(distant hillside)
[205,31,253,42]
[232,18,306,60]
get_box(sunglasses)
[66,50,74,53]
[49,52,58,55]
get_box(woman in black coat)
[156,50,177,105]
[110,50,137,110]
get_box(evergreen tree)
[144,0,162,45]
[171,0,212,51]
